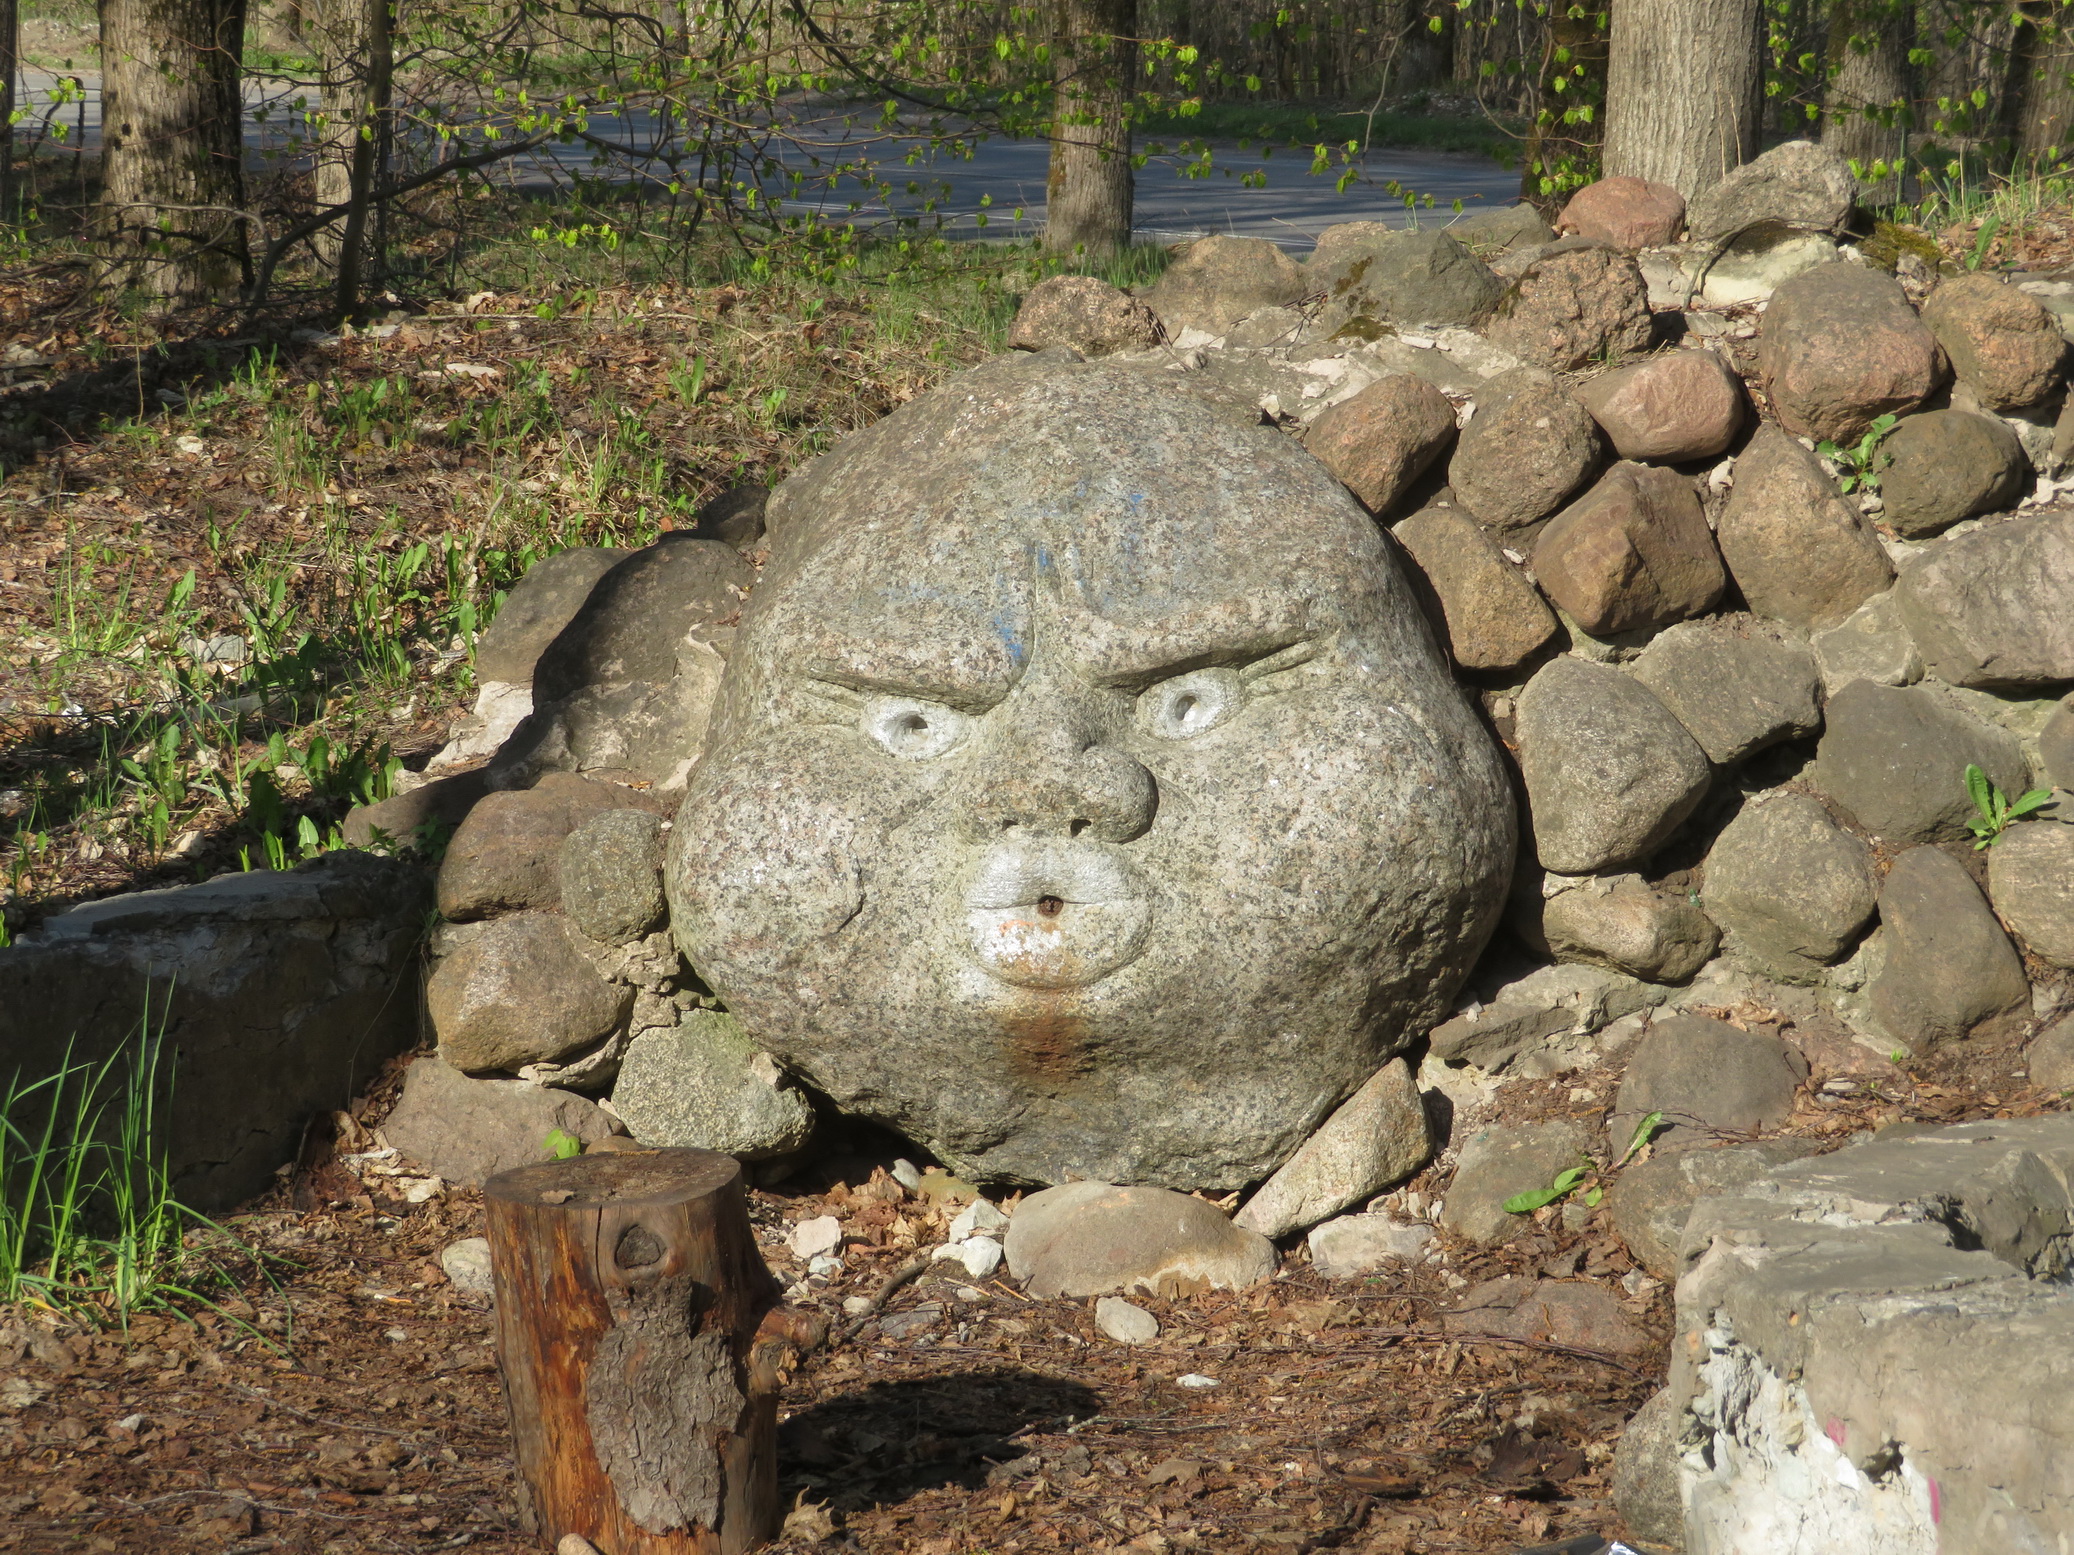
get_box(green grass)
[1,999,259,1325]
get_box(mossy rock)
[1861,220,1950,275]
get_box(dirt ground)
[3,1021,2066,1555]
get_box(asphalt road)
[16,69,1524,251]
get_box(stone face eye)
[1142,668,1244,740]
[863,696,971,759]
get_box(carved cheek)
[670,740,888,984]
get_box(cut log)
[484,1147,792,1554]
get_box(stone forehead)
[746,358,1404,692]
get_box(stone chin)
[957,838,1153,991]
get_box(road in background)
[14,70,1524,251]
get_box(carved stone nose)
[958,731,1156,844]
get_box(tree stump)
[484,1147,792,1554]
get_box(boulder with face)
[667,355,1516,1190]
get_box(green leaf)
[544,1129,583,1161]
[1503,1184,1565,1214]
[1619,1110,1667,1164]
[2007,789,2056,820]
[1964,763,1995,821]
[1583,1185,1604,1207]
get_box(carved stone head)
[668,356,1513,1188]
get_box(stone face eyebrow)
[1070,598,1321,687]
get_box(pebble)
[930,1236,1005,1279]
[789,1215,843,1258]
[1095,1296,1160,1345]
[806,1254,843,1279]
[557,1535,602,1555]
[1176,1373,1220,1389]
[842,1295,874,1316]
[891,1159,924,1191]
[437,1237,495,1299]
[949,1199,1011,1240]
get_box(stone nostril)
[1036,895,1064,917]
[1069,817,1090,838]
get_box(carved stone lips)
[962,839,1153,990]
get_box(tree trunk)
[1823,0,1912,196]
[484,1148,790,1555]
[2007,0,2074,164]
[96,0,249,297]
[1602,0,1763,199]
[328,0,388,317]
[0,0,18,222]
[310,0,371,264]
[1043,0,1135,257]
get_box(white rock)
[1234,1058,1431,1238]
[891,1158,924,1191]
[1095,1296,1160,1345]
[930,1236,1004,1279]
[807,1254,844,1279]
[1307,1214,1437,1278]
[789,1215,843,1259]
[949,1199,1010,1241]
[1176,1373,1220,1388]
[438,1237,495,1298]
[842,1295,873,1316]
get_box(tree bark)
[2007,0,2074,164]
[96,0,249,297]
[1602,0,1764,199]
[1043,0,1135,257]
[310,0,371,265]
[328,0,389,316]
[485,1148,790,1555]
[0,0,18,222]
[1823,0,1912,195]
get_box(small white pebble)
[1176,1373,1219,1388]
[384,1327,409,1343]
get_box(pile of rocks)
[370,140,2071,1230]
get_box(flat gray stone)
[1673,1116,2074,1555]
[1004,1182,1276,1298]
[531,538,754,704]
[1441,1118,1595,1245]
[1630,615,1823,765]
[611,1010,816,1159]
[1447,204,1555,254]
[1989,819,2074,968]
[1234,1059,1431,1239]
[1686,139,1857,244]
[2040,696,2074,790]
[472,546,625,685]
[381,1056,624,1186]
[2,852,428,1212]
[2029,1014,2074,1091]
[1306,1213,1436,1277]
[1516,656,1711,874]
[1892,510,2074,689]
[1811,588,1923,696]
[1701,793,1876,981]
[1870,845,2031,1050]
[1609,1014,1809,1150]
[1094,1296,1159,1344]
[1608,1139,1826,1279]
[558,809,666,945]
[1810,680,2030,844]
[1143,235,1306,337]
[1612,1387,1687,1547]
[427,911,634,1075]
[668,354,1515,1190]
[1312,228,1504,335]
